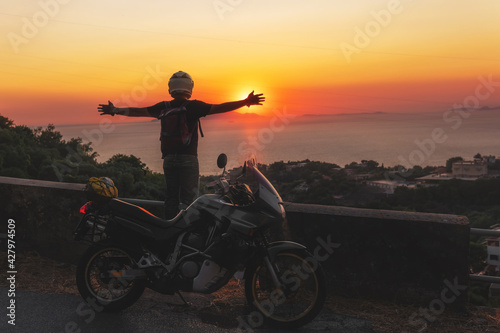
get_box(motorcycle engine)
[179,232,205,279]
[181,261,199,279]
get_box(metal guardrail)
[470,228,500,284]
[470,228,500,237]
[469,274,500,284]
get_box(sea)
[55,110,500,176]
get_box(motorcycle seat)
[109,199,184,228]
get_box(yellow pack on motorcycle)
[85,177,118,203]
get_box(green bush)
[0,114,164,201]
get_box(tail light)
[79,202,92,214]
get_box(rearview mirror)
[217,153,228,169]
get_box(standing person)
[98,71,265,219]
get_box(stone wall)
[284,202,470,308]
[0,178,88,262]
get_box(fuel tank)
[187,194,280,236]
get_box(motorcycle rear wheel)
[76,243,146,312]
[245,249,327,329]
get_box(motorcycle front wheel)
[245,249,327,329]
[76,243,146,312]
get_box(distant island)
[302,111,387,117]
[449,105,500,112]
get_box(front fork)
[260,235,285,291]
[256,235,309,294]
[263,256,284,289]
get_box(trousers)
[163,154,199,219]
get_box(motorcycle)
[74,154,326,329]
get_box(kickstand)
[176,291,190,306]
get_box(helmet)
[85,177,118,204]
[168,71,194,97]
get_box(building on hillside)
[416,160,491,184]
[482,155,496,165]
[452,160,488,178]
[432,167,448,175]
[366,180,413,194]
[354,173,371,182]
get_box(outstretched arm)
[98,101,152,117]
[209,91,265,115]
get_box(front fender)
[244,241,307,281]
[266,241,307,262]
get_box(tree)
[446,156,463,172]
[36,124,64,149]
[364,160,379,170]
[270,161,286,172]
[0,115,14,129]
[346,161,358,169]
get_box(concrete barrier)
[284,202,470,308]
[0,177,88,262]
[1,176,470,308]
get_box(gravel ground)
[1,251,499,333]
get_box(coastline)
[47,109,500,175]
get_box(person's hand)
[245,91,265,107]
[98,101,116,116]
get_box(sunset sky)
[1,0,499,126]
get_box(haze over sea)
[56,109,500,176]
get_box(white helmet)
[168,71,194,97]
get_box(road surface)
[0,287,378,333]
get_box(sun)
[233,84,272,116]
[238,90,252,101]
[235,89,255,114]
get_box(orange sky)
[1,0,499,126]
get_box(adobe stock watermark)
[213,0,244,20]
[339,0,404,64]
[237,235,340,333]
[51,65,168,181]
[386,74,500,182]
[7,0,72,54]
[407,277,467,332]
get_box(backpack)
[158,101,203,154]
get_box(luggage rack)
[75,214,109,243]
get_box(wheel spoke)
[248,251,325,326]
[85,249,136,302]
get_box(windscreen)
[247,160,283,215]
